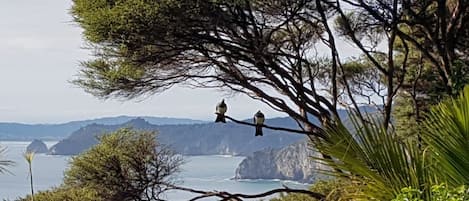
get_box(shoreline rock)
[234,141,328,183]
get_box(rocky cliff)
[234,141,328,183]
[26,139,48,153]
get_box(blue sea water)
[0,141,307,200]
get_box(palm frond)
[422,86,469,185]
[0,146,14,174]
[313,114,428,200]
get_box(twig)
[165,183,326,201]
[221,188,326,200]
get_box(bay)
[0,141,307,200]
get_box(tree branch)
[220,114,326,138]
[165,183,326,201]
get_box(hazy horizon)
[0,113,291,125]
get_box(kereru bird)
[253,110,265,136]
[215,99,227,123]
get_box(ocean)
[0,141,307,200]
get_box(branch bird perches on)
[216,114,326,139]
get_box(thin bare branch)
[165,183,326,201]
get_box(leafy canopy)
[64,128,183,201]
[312,85,469,200]
[16,187,101,201]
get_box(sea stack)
[234,141,329,183]
[26,139,48,153]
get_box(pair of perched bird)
[215,99,265,136]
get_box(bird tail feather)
[255,126,263,136]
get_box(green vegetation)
[392,184,469,201]
[423,88,469,185]
[272,87,469,200]
[64,128,183,200]
[69,0,469,140]
[271,179,354,201]
[66,0,469,200]
[315,115,426,200]
[302,86,469,200]
[17,128,183,201]
[17,187,100,201]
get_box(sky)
[0,0,286,124]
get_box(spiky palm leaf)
[313,86,469,200]
[313,115,430,200]
[422,86,469,185]
[0,146,14,174]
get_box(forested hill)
[49,117,308,156]
[0,116,206,140]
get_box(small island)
[26,139,48,153]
